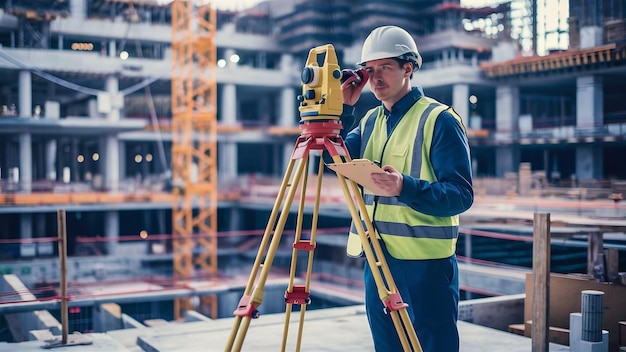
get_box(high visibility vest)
[348,97,463,260]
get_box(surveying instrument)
[225,44,422,352]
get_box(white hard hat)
[358,25,422,71]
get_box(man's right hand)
[341,69,368,106]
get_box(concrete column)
[46,141,57,181]
[70,0,85,20]
[580,26,603,49]
[18,70,33,192]
[576,75,603,129]
[156,209,166,234]
[280,51,297,163]
[105,136,120,191]
[152,209,167,254]
[280,87,297,172]
[71,138,80,183]
[279,53,294,73]
[218,141,237,181]
[495,85,520,177]
[19,70,31,118]
[221,83,237,125]
[18,133,32,193]
[496,85,519,135]
[20,214,34,257]
[105,76,121,122]
[257,95,271,126]
[224,48,237,68]
[219,81,238,181]
[104,211,119,256]
[226,208,241,245]
[496,146,520,178]
[33,213,45,237]
[105,76,121,190]
[108,40,116,58]
[452,84,469,128]
[575,145,603,181]
[45,102,60,181]
[257,52,266,69]
[573,81,602,179]
[280,87,296,127]
[219,82,238,181]
[118,141,125,183]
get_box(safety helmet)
[358,25,422,71]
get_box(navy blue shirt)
[341,87,474,217]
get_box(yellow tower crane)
[170,0,218,320]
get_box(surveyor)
[340,25,474,352]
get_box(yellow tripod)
[224,119,423,351]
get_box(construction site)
[0,0,625,351]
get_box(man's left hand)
[341,70,368,106]
[371,165,403,196]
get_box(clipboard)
[326,159,393,196]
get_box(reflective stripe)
[411,102,438,176]
[363,194,399,206]
[375,221,458,239]
[350,221,458,240]
[359,108,380,158]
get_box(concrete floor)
[0,305,570,352]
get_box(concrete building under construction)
[0,0,625,350]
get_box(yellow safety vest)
[347,97,462,260]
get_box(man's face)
[364,58,412,106]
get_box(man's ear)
[404,63,412,77]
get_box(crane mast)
[170,0,218,320]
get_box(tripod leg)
[330,154,423,352]
[226,156,309,351]
[281,155,310,351]
[281,154,326,351]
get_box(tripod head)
[297,44,343,122]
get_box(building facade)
[0,0,624,299]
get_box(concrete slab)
[0,305,571,351]
[113,305,570,352]
[0,333,130,352]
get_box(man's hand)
[371,165,403,196]
[341,69,368,106]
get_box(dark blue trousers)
[364,245,459,352]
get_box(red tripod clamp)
[383,292,409,313]
[284,285,311,305]
[233,295,260,319]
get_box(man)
[339,25,474,352]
